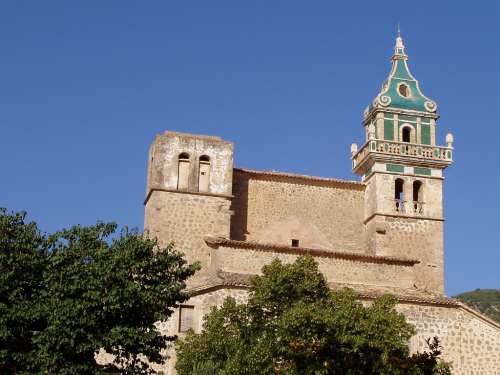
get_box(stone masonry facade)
[140,130,500,374]
[138,37,500,374]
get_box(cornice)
[363,212,445,225]
[143,187,233,205]
[362,108,440,126]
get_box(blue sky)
[1,1,498,297]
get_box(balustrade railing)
[352,140,453,168]
[395,199,405,213]
[412,201,425,214]
[394,200,425,214]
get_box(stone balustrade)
[412,201,425,214]
[395,199,405,213]
[352,140,453,169]
[393,200,425,214]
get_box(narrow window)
[179,305,194,333]
[413,180,423,213]
[413,181,422,201]
[291,239,299,247]
[178,153,190,190]
[402,127,411,143]
[198,155,211,193]
[395,178,404,212]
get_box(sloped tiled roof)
[204,270,458,306]
[204,236,419,266]
[327,282,458,306]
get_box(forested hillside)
[453,289,500,323]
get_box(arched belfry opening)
[395,178,405,212]
[198,155,211,193]
[413,180,423,213]
[402,127,411,143]
[177,153,190,190]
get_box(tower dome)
[364,36,437,118]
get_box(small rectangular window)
[179,306,194,333]
[291,239,299,247]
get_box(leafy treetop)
[0,208,200,375]
[176,255,451,375]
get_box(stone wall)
[212,244,415,288]
[144,190,232,287]
[364,172,443,219]
[140,130,500,374]
[398,303,500,374]
[146,131,234,197]
[230,172,366,253]
[156,287,250,375]
[141,287,500,375]
[364,170,445,293]
[365,215,444,293]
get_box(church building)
[143,36,500,374]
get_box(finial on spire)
[394,25,405,57]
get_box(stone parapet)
[352,139,453,176]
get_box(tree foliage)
[176,255,451,375]
[0,208,200,374]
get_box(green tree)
[0,210,48,374]
[176,255,451,375]
[0,208,200,374]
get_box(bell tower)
[351,35,454,294]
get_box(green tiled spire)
[364,36,437,118]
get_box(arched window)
[413,180,423,213]
[198,155,210,193]
[177,153,190,190]
[395,178,404,212]
[402,127,411,143]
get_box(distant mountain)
[453,289,500,323]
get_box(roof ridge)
[233,167,365,187]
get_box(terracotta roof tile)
[204,270,458,306]
[233,167,365,189]
[327,282,458,306]
[204,236,419,266]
